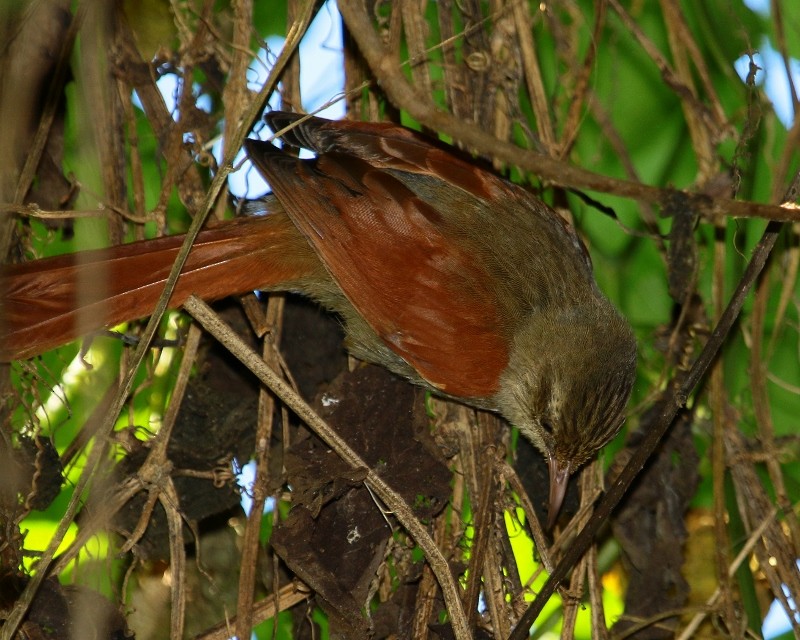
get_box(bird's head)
[494,299,636,527]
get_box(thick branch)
[337,0,800,223]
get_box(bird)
[1,111,637,526]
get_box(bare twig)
[183,295,472,640]
[337,0,799,223]
[0,6,315,637]
[508,217,784,638]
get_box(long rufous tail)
[1,208,322,361]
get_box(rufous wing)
[266,112,509,204]
[246,136,509,399]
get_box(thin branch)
[508,216,784,638]
[191,581,310,640]
[183,295,472,640]
[0,6,316,637]
[337,0,800,223]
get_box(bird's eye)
[541,419,554,435]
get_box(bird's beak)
[547,456,570,530]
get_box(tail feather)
[1,210,321,361]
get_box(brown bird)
[1,112,636,525]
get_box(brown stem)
[508,218,784,639]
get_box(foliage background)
[1,0,799,638]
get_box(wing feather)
[248,141,508,397]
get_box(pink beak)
[547,456,570,530]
